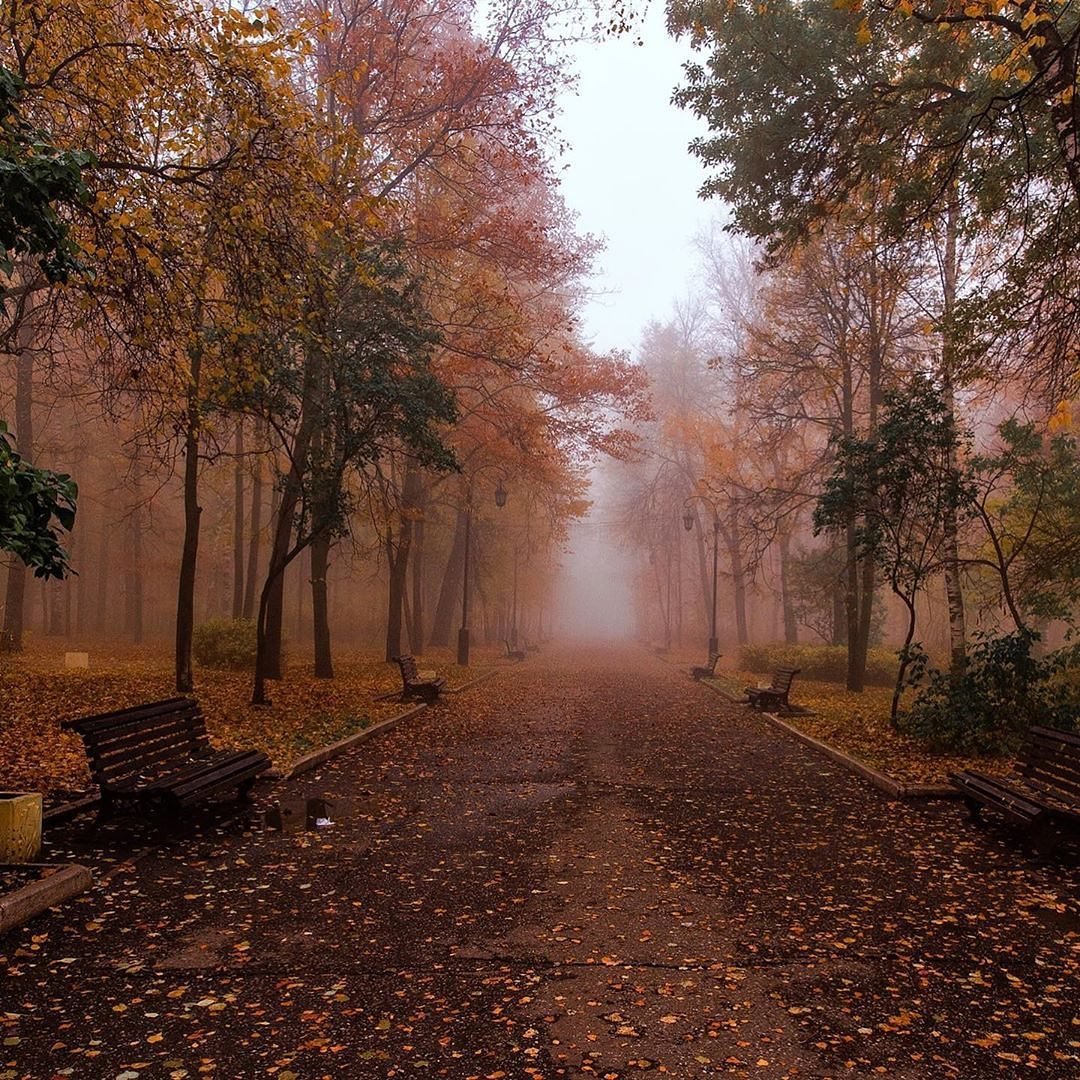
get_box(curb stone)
[282,668,499,777]
[271,703,429,780]
[693,671,958,801]
[444,669,500,694]
[0,863,93,935]
[43,793,100,823]
[756,710,960,801]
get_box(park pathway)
[3,646,1079,1078]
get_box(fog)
[552,480,637,642]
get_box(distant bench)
[950,726,1080,853]
[504,639,526,661]
[62,697,270,815]
[394,655,446,702]
[690,652,721,681]
[746,667,801,713]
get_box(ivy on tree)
[0,421,77,578]
[1,65,87,578]
[814,376,971,724]
[0,66,91,285]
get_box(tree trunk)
[385,468,422,661]
[253,359,320,702]
[941,191,967,676]
[232,423,245,619]
[409,487,427,653]
[779,529,798,645]
[831,570,846,646]
[175,346,202,693]
[428,507,467,647]
[94,511,108,633]
[124,503,144,644]
[242,435,264,620]
[63,531,74,636]
[891,589,918,728]
[727,514,748,646]
[311,528,333,678]
[263,473,300,680]
[842,345,863,689]
[2,324,37,651]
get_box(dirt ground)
[2,646,1078,1078]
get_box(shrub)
[900,629,1080,755]
[738,643,896,686]
[193,618,258,670]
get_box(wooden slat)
[173,758,269,806]
[1030,725,1080,749]
[143,749,260,792]
[63,697,196,734]
[95,739,208,786]
[84,711,203,753]
[1016,727,1080,813]
[164,752,269,799]
[951,770,1044,824]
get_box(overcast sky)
[556,7,717,355]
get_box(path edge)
[691,670,957,801]
[0,864,93,935]
[278,703,428,780]
[757,709,959,801]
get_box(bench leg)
[237,778,256,802]
[96,792,116,824]
[1029,819,1063,856]
[961,797,983,823]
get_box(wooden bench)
[62,697,270,814]
[950,726,1080,852]
[394,655,446,702]
[690,652,721,681]
[746,667,801,712]
[504,639,526,661]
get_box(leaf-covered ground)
[0,642,500,796]
[2,647,1077,1078]
[663,648,1012,784]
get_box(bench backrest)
[395,655,420,682]
[1020,725,1080,806]
[770,667,801,692]
[62,697,208,789]
[707,652,720,670]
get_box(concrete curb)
[696,677,748,705]
[444,669,500,694]
[43,794,100,824]
[693,672,958,801]
[277,703,428,780]
[756,710,959,801]
[0,863,93,935]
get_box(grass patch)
[732,672,1013,786]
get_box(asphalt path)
[2,647,1078,1078]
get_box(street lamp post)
[683,495,720,657]
[510,545,519,646]
[458,478,507,667]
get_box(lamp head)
[682,508,694,532]
[494,480,508,508]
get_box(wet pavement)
[1,647,1078,1078]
